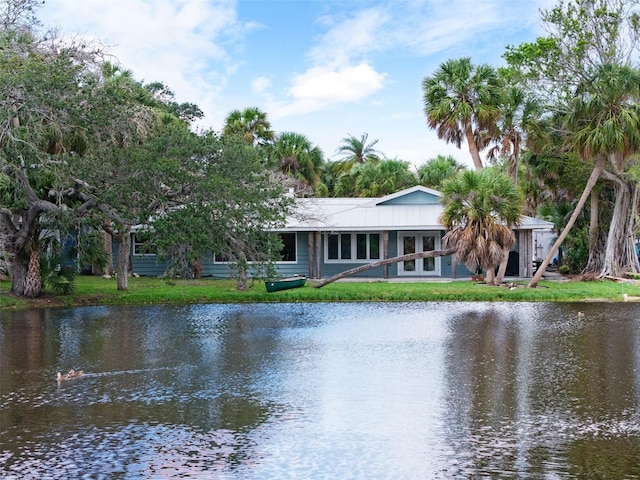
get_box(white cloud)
[264,6,390,120]
[35,0,552,167]
[40,0,247,126]
[265,63,385,119]
[252,76,272,96]
[308,7,391,66]
[291,63,385,103]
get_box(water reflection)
[1,302,640,478]
[443,303,640,478]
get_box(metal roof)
[283,186,553,232]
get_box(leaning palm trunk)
[313,248,456,288]
[529,156,605,288]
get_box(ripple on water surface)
[2,302,640,478]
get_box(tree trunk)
[8,252,28,297]
[584,189,605,273]
[589,190,599,249]
[495,246,510,284]
[596,173,639,277]
[485,266,496,286]
[22,244,43,298]
[6,213,42,298]
[528,156,605,288]
[192,257,202,279]
[103,226,114,276]
[236,251,248,291]
[116,226,131,291]
[464,124,484,171]
[313,248,456,288]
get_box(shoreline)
[2,275,639,311]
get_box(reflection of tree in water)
[442,304,640,477]
[0,305,284,477]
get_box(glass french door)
[398,232,440,275]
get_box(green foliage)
[417,155,466,189]
[503,0,640,101]
[564,226,590,273]
[351,158,417,197]
[223,107,274,146]
[77,230,110,275]
[147,133,292,282]
[45,267,75,295]
[267,131,324,191]
[40,237,75,295]
[422,57,502,169]
[336,133,381,164]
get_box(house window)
[215,233,296,263]
[326,232,381,262]
[327,234,339,260]
[133,231,155,255]
[340,234,352,259]
[279,233,296,262]
[369,233,380,259]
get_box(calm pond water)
[1,302,640,479]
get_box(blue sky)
[40,0,553,168]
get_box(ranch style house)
[121,186,554,280]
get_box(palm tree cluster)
[220,115,463,198]
[421,0,640,285]
[219,0,640,287]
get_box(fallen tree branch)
[312,247,457,288]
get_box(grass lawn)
[2,275,640,310]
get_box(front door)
[398,232,440,276]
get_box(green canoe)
[265,276,306,292]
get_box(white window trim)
[132,233,156,256]
[397,231,441,276]
[324,232,381,263]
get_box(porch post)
[308,232,314,278]
[315,231,322,279]
[519,230,532,277]
[383,230,389,279]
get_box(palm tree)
[422,57,502,171]
[269,132,324,191]
[417,155,466,189]
[529,63,640,287]
[336,133,381,164]
[223,107,274,146]
[488,85,543,184]
[352,158,417,197]
[439,168,523,285]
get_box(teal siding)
[377,190,439,205]
[114,228,527,279]
[132,255,168,276]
